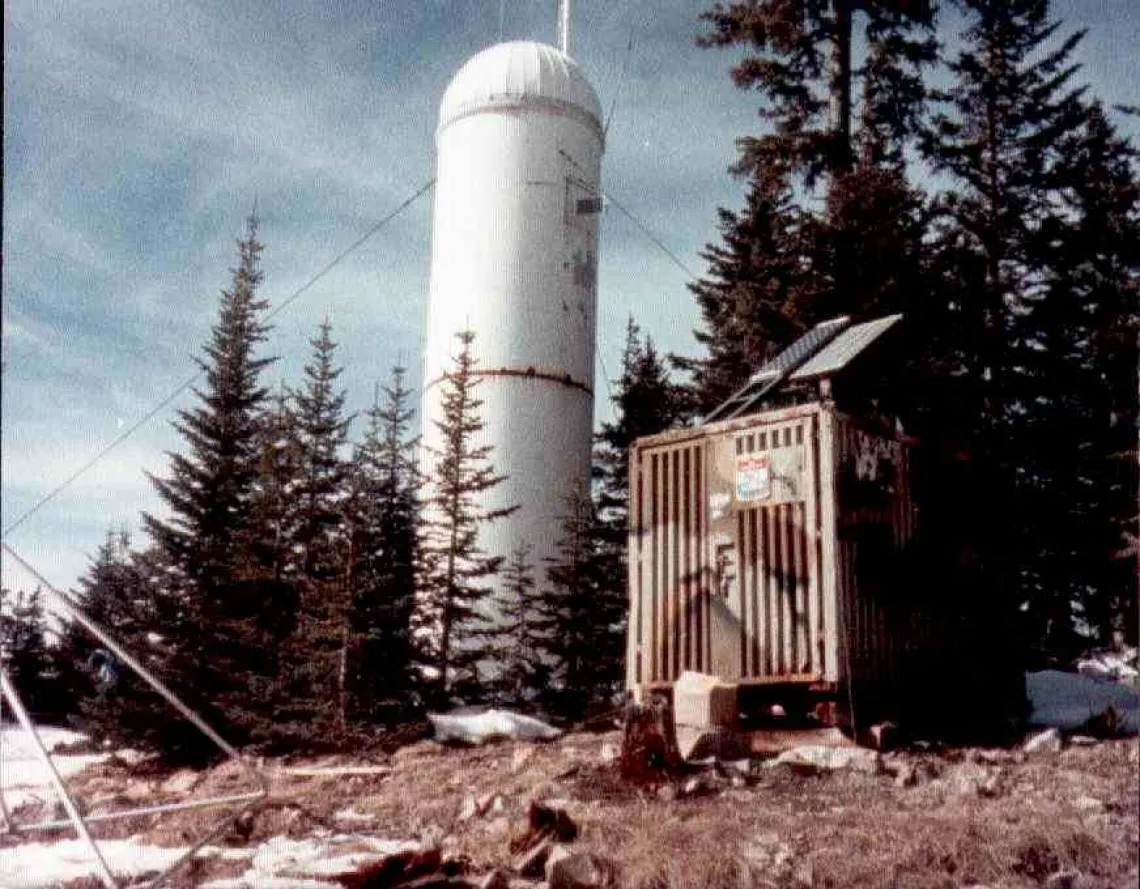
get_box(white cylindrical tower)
[421,39,604,592]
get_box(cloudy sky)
[3,0,1137,596]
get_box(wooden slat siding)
[805,413,821,676]
[796,499,809,673]
[627,445,641,687]
[787,502,799,674]
[656,451,665,679]
[688,443,701,674]
[737,508,748,677]
[665,451,674,679]
[780,499,794,675]
[758,503,771,677]
[818,407,840,683]
[680,447,691,671]
[643,450,653,682]
[737,437,753,677]
[665,451,670,679]
[697,443,709,674]
[660,450,670,682]
[748,509,761,675]
[642,450,652,683]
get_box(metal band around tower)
[423,366,593,396]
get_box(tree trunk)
[829,0,854,172]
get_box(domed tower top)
[438,41,602,138]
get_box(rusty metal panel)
[627,437,710,685]
[833,413,918,686]
[628,410,831,689]
[628,403,924,695]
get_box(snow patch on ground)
[0,837,191,888]
[201,835,420,888]
[0,724,117,810]
[428,709,561,745]
[1026,670,1140,734]
[1075,646,1139,686]
[201,877,340,889]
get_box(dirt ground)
[12,729,1140,889]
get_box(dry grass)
[33,733,1140,889]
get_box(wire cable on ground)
[1,179,435,540]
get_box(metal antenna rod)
[0,672,119,889]
[557,0,573,55]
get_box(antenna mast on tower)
[557,0,573,55]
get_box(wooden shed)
[626,315,945,729]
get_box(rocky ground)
[3,724,1136,889]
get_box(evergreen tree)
[347,367,420,723]
[482,543,551,706]
[59,535,169,746]
[276,319,355,740]
[595,319,686,617]
[684,0,937,414]
[0,586,54,718]
[243,388,303,698]
[923,0,1098,658]
[417,330,515,704]
[539,493,623,721]
[1016,100,1140,648]
[674,189,815,414]
[141,215,280,760]
[248,388,303,589]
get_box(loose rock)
[547,851,618,889]
[161,769,199,795]
[511,746,535,773]
[1024,728,1063,754]
[514,838,555,878]
[1044,869,1082,889]
[458,796,478,822]
[478,871,510,889]
[765,745,881,775]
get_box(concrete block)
[673,670,738,728]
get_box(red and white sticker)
[735,454,771,502]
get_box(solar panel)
[703,316,851,423]
[748,317,850,382]
[790,314,902,381]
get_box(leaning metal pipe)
[0,544,258,767]
[0,542,270,889]
[17,789,267,832]
[1,670,120,889]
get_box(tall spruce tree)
[417,330,516,704]
[1015,100,1140,648]
[347,367,421,723]
[277,319,355,739]
[923,0,1098,658]
[698,0,937,185]
[142,215,279,760]
[684,0,938,415]
[595,319,686,615]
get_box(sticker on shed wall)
[735,454,772,502]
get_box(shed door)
[707,417,824,682]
